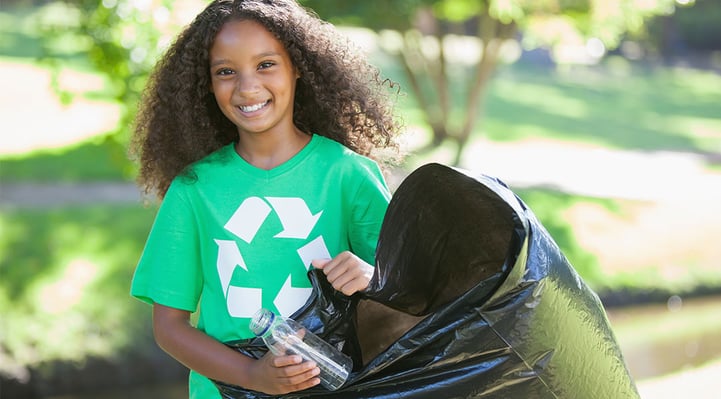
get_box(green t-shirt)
[130,134,390,398]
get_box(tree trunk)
[398,30,449,151]
[451,16,517,165]
[398,8,517,165]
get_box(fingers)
[311,258,331,269]
[258,353,321,394]
[312,252,372,295]
[272,354,304,367]
[273,356,321,387]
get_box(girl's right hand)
[249,352,321,394]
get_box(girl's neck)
[235,127,311,171]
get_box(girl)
[129,0,401,397]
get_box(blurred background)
[1,0,720,398]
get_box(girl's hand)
[312,251,373,295]
[248,352,321,394]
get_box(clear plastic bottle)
[249,308,352,391]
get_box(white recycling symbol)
[214,196,330,318]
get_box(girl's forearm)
[152,303,256,389]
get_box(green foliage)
[433,0,484,22]
[301,0,420,30]
[34,0,205,146]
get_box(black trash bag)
[215,163,640,398]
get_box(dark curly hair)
[130,0,402,199]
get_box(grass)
[514,188,608,284]
[484,59,721,153]
[0,204,158,377]
[0,134,134,183]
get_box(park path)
[3,137,721,206]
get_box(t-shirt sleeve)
[348,161,391,265]
[130,182,203,312]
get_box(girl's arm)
[152,303,321,395]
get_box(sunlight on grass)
[666,115,721,152]
[492,80,592,120]
[481,63,721,154]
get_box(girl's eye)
[258,61,275,70]
[216,68,234,76]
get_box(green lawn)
[0,205,158,377]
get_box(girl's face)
[209,19,298,138]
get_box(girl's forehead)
[213,19,282,45]
[217,20,274,42]
[210,19,291,59]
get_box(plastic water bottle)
[249,308,352,391]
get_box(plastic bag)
[217,163,639,398]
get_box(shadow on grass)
[0,135,135,182]
[484,61,721,157]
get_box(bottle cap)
[249,308,275,337]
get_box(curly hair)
[130,0,402,199]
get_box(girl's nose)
[235,73,260,94]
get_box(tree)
[302,0,683,165]
[38,0,205,161]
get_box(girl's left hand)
[311,251,373,296]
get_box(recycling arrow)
[227,285,262,318]
[297,236,331,270]
[215,239,248,296]
[266,197,323,239]
[224,197,272,243]
[274,275,313,317]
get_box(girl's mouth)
[238,100,270,113]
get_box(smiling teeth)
[240,101,267,113]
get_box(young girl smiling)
[129,0,402,397]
